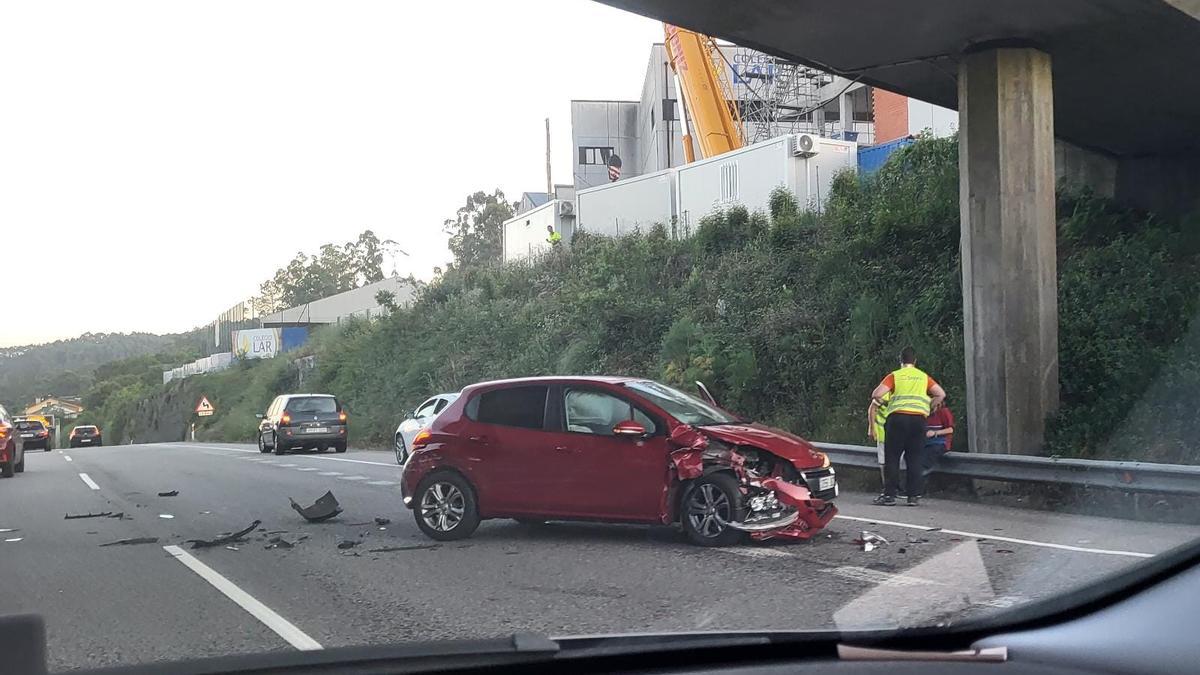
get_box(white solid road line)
[338,475,369,481]
[317,471,343,476]
[366,480,396,486]
[835,514,1154,559]
[78,473,100,490]
[163,545,322,651]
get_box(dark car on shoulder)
[400,376,837,547]
[257,394,348,455]
[69,425,103,448]
[15,420,52,451]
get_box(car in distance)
[394,393,459,465]
[0,405,26,477]
[68,425,103,448]
[400,376,837,547]
[257,394,347,455]
[15,419,52,451]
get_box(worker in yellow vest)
[870,347,945,506]
[866,391,899,486]
[546,225,562,246]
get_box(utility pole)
[545,117,553,200]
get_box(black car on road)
[69,425,102,448]
[15,420,51,451]
[257,394,347,455]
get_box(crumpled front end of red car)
[743,477,837,541]
[668,426,837,542]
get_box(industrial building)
[259,276,417,327]
[502,40,955,263]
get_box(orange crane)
[663,24,746,162]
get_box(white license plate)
[80,439,92,443]
[818,476,836,491]
[21,433,35,438]
[304,427,329,434]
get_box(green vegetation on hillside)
[256,230,396,314]
[101,137,1200,464]
[0,332,195,412]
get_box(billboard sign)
[233,328,280,360]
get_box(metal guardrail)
[812,442,1200,496]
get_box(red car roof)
[462,375,640,392]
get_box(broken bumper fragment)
[742,477,838,541]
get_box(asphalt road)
[2,441,1198,672]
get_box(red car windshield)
[623,380,737,426]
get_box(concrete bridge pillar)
[959,46,1059,455]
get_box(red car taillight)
[37,430,48,438]
[280,413,291,425]
[411,428,432,450]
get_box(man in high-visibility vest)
[867,391,898,486]
[546,225,562,246]
[870,346,946,506]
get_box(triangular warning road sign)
[196,396,215,414]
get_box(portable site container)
[501,199,575,263]
[575,168,677,238]
[674,134,857,235]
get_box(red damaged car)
[400,376,837,546]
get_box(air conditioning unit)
[558,200,575,216]
[792,133,821,156]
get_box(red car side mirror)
[612,420,647,437]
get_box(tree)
[374,290,398,313]
[256,230,393,313]
[443,190,515,269]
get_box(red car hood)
[698,423,826,469]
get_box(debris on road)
[374,517,391,526]
[368,544,439,553]
[996,549,1015,554]
[265,536,295,550]
[853,531,889,552]
[290,491,342,522]
[336,540,360,549]
[100,537,160,547]
[187,520,262,549]
[158,490,179,497]
[65,512,113,519]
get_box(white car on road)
[394,393,458,465]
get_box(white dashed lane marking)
[78,473,100,490]
[164,545,322,651]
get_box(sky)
[0,0,664,347]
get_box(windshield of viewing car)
[624,381,739,426]
[1,1,1198,673]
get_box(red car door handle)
[554,446,570,452]
[468,435,489,444]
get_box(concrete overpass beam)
[959,46,1059,455]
